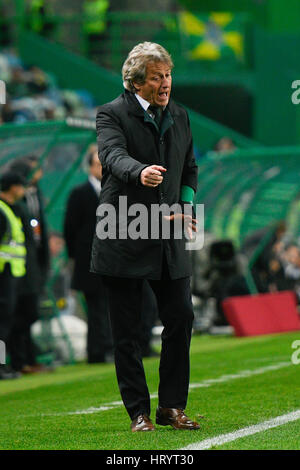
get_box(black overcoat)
[64,181,100,293]
[90,90,198,280]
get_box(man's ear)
[132,81,139,92]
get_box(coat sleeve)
[96,105,148,185]
[180,111,198,194]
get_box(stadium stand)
[0,50,96,124]
[192,146,300,326]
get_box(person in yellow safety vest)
[82,0,109,59]
[0,172,26,380]
[27,0,55,38]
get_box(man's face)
[49,235,64,257]
[12,184,25,201]
[89,152,103,181]
[134,61,172,108]
[286,246,300,266]
[30,164,43,184]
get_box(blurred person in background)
[92,42,199,432]
[0,50,95,123]
[82,0,109,62]
[7,66,30,99]
[213,136,236,154]
[205,136,237,159]
[39,231,74,318]
[0,172,26,379]
[8,156,50,374]
[281,243,300,301]
[0,99,15,124]
[64,144,113,363]
[13,155,50,287]
[0,2,11,47]
[245,221,287,293]
[26,65,50,95]
[26,0,56,39]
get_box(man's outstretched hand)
[163,213,198,240]
[140,165,166,187]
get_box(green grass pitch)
[0,331,299,450]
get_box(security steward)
[0,172,26,379]
[82,0,109,59]
[26,0,55,38]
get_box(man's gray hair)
[122,42,174,93]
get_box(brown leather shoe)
[131,414,155,432]
[156,407,200,430]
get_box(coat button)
[160,138,164,144]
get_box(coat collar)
[124,90,178,135]
[124,89,180,118]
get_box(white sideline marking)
[181,409,300,450]
[189,361,291,389]
[41,361,291,417]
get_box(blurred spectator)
[281,244,300,300]
[201,240,249,326]
[7,156,50,374]
[7,66,30,98]
[39,231,74,318]
[213,136,236,154]
[0,51,96,124]
[266,242,300,297]
[267,256,287,293]
[284,244,300,273]
[0,99,15,124]
[49,230,64,258]
[27,65,50,94]
[243,221,287,293]
[242,221,300,301]
[82,0,109,61]
[0,171,26,379]
[26,0,56,38]
[205,136,237,160]
[12,155,50,286]
[0,3,11,47]
[64,144,113,363]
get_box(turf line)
[189,360,291,389]
[38,361,291,417]
[180,409,300,450]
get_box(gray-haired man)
[91,42,200,432]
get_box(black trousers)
[9,293,39,371]
[103,267,194,420]
[139,280,158,357]
[0,264,19,344]
[84,282,113,363]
